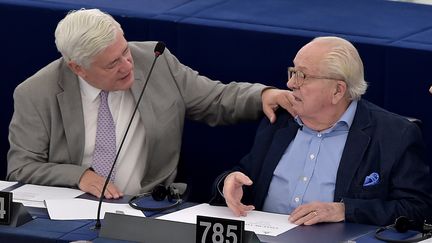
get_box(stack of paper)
[0,180,17,191]
[45,198,145,220]
[11,184,84,208]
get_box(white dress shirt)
[79,78,146,195]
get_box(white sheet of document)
[0,180,17,191]
[10,184,85,208]
[45,198,145,220]
[157,203,297,236]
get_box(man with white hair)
[212,36,432,226]
[7,9,294,199]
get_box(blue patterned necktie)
[91,91,116,181]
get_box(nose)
[118,56,133,73]
[287,76,297,89]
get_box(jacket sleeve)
[161,47,267,126]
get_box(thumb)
[234,172,253,186]
[263,106,277,124]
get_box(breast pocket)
[350,184,385,199]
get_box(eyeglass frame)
[287,67,342,87]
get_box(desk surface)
[1,189,423,243]
[0,183,378,242]
[0,200,385,243]
[4,207,420,243]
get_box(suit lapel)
[57,62,85,163]
[334,100,372,201]
[130,72,157,159]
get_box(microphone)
[94,41,166,230]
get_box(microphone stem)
[94,53,160,229]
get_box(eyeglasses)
[287,67,341,87]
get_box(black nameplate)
[196,215,244,243]
[0,191,12,225]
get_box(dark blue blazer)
[211,99,432,226]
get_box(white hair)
[54,9,123,68]
[312,36,368,100]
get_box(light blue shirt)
[262,100,358,214]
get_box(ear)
[67,61,87,79]
[332,80,347,104]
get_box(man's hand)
[223,172,255,216]
[289,201,345,225]
[78,169,124,199]
[261,88,296,123]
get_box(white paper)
[0,180,17,191]
[45,198,145,220]
[390,0,432,6]
[157,203,297,236]
[11,184,85,208]
[13,199,46,208]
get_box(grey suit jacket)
[7,41,266,192]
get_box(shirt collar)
[339,99,358,129]
[294,100,358,131]
[79,77,101,102]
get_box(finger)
[236,204,255,217]
[303,211,320,225]
[93,177,112,198]
[289,206,312,222]
[103,189,113,199]
[242,204,255,213]
[227,202,244,216]
[87,183,104,198]
[102,184,114,199]
[263,106,276,124]
[227,201,254,217]
[227,204,244,216]
[225,192,253,216]
[103,183,120,199]
[280,92,293,106]
[293,211,318,225]
[233,173,253,186]
[106,183,123,199]
[278,91,297,117]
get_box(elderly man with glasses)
[210,36,432,226]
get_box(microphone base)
[91,220,102,231]
[9,202,33,227]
